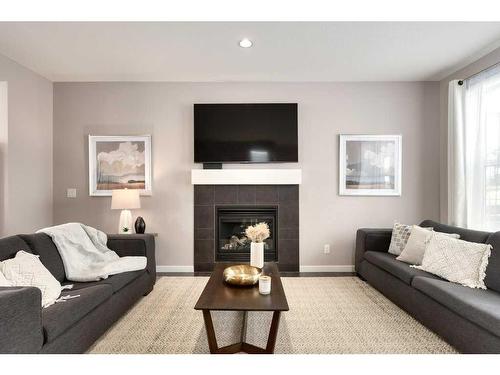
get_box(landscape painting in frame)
[89,135,152,196]
[339,135,402,196]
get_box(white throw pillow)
[0,269,11,286]
[0,251,62,307]
[397,226,460,265]
[413,234,491,289]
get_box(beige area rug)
[88,276,457,354]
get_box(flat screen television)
[194,103,298,163]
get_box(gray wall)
[53,82,440,270]
[0,54,53,236]
[439,46,500,222]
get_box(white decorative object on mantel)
[250,242,264,268]
[191,169,302,185]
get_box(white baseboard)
[156,265,194,273]
[299,265,355,273]
[157,265,355,273]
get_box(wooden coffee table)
[194,262,289,354]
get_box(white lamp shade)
[111,189,141,210]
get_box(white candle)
[259,275,271,295]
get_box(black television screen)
[194,103,298,163]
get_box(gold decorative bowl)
[223,265,262,286]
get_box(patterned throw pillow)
[0,251,62,307]
[414,233,491,289]
[388,223,414,255]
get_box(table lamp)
[111,189,141,234]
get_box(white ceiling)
[1,22,500,82]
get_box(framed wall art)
[89,135,152,196]
[339,134,402,196]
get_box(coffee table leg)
[202,309,281,354]
[240,311,248,343]
[202,310,218,354]
[265,311,281,353]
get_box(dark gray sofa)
[356,220,500,353]
[0,233,156,354]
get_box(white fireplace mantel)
[191,169,302,185]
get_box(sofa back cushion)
[419,220,491,244]
[0,235,32,261]
[485,232,500,293]
[18,234,66,282]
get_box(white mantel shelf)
[191,169,302,185]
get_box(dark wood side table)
[194,262,289,354]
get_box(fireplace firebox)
[216,206,277,262]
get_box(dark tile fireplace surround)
[194,185,299,272]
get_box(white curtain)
[448,65,500,231]
[448,79,466,227]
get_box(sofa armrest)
[355,228,393,272]
[107,234,156,283]
[0,286,43,353]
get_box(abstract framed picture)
[339,134,402,196]
[88,135,152,196]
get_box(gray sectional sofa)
[356,219,500,353]
[0,233,156,354]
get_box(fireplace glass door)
[215,206,277,262]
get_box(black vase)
[134,216,146,234]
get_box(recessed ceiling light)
[239,38,253,48]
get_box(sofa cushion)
[412,276,500,338]
[485,232,500,293]
[419,220,490,244]
[364,251,439,285]
[0,235,32,262]
[42,284,112,343]
[64,270,144,294]
[19,234,66,282]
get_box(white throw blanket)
[37,223,147,282]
